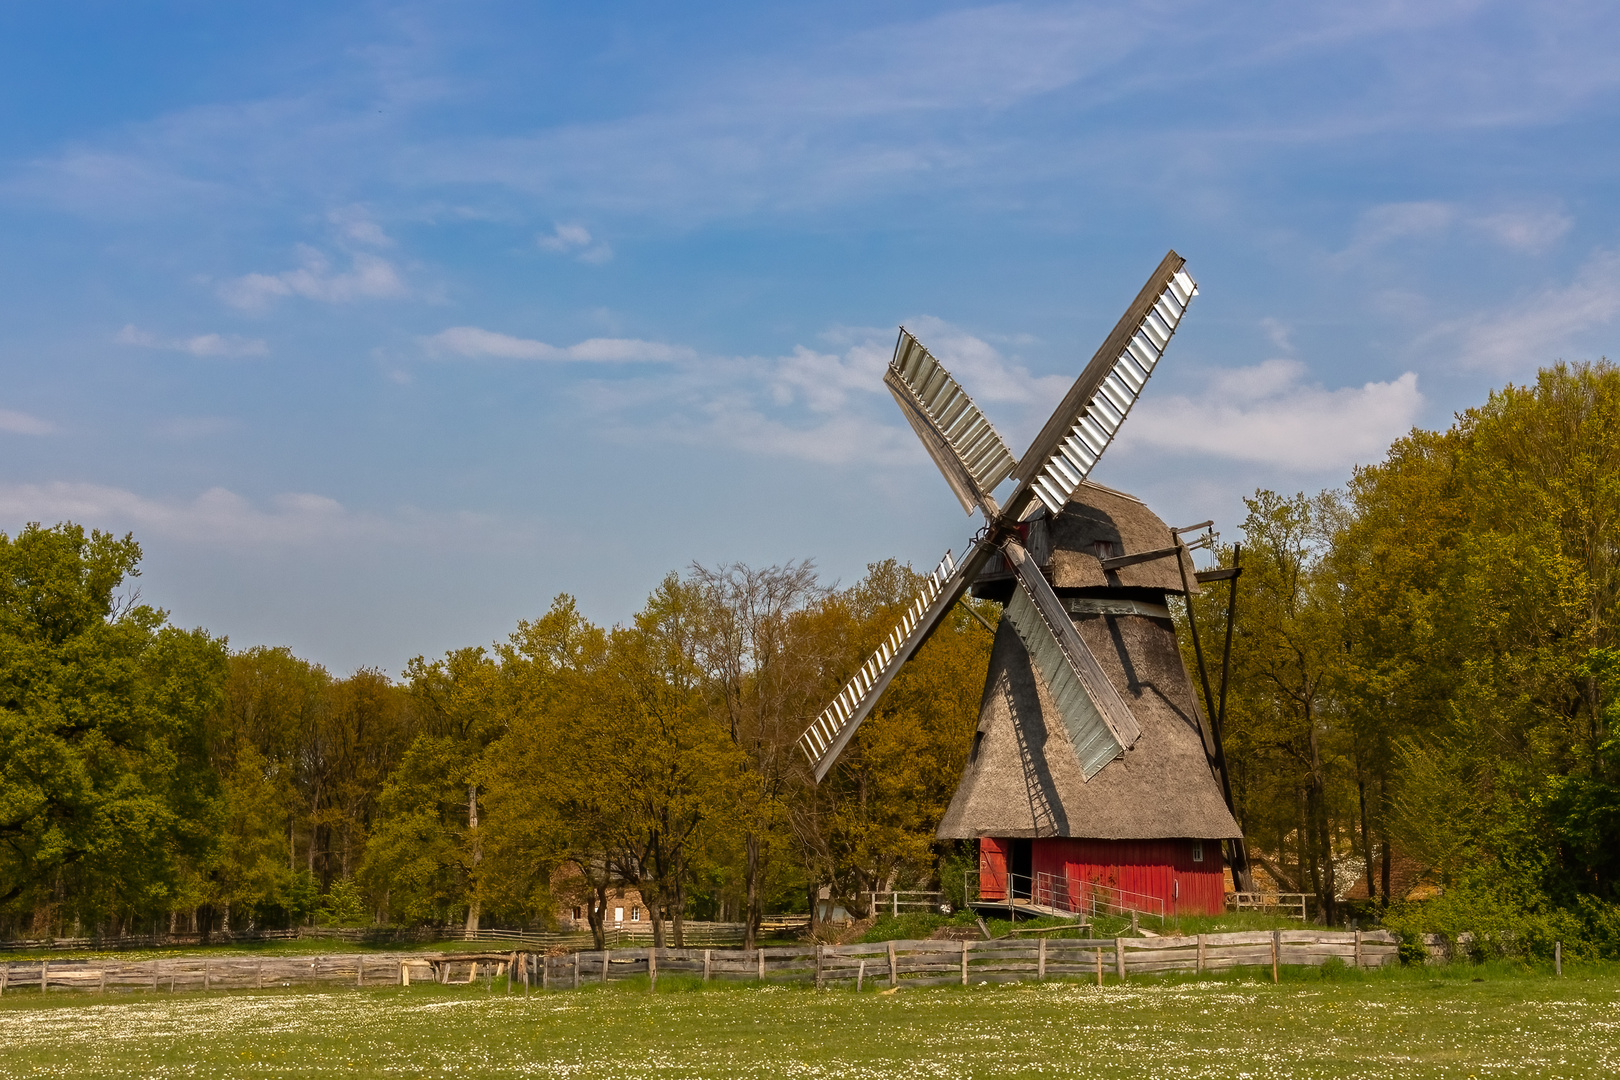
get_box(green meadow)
[2,962,1617,1078]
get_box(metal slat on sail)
[885,330,1018,516]
[1000,540,1140,779]
[1003,588,1122,779]
[797,549,974,780]
[1019,265,1197,516]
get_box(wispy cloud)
[1340,200,1575,261]
[116,324,269,358]
[0,409,54,436]
[1118,358,1423,472]
[218,245,406,313]
[328,205,394,248]
[560,318,1062,469]
[537,223,612,264]
[1442,250,1620,373]
[425,326,694,363]
[0,481,518,550]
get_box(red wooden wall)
[976,836,1226,916]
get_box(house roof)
[936,603,1242,841]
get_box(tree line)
[1205,360,1620,954]
[0,536,992,947]
[3,360,1617,954]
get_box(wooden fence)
[0,930,1396,996]
[0,918,809,954]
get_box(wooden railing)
[0,930,1397,996]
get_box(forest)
[2,361,1617,955]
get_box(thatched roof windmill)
[797,251,1249,918]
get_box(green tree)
[0,523,226,937]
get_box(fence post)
[887,941,897,988]
[961,940,970,986]
[357,955,364,987]
[1271,930,1280,983]
[508,952,516,995]
[1115,938,1126,980]
[1354,930,1363,969]
[757,947,764,981]
[572,951,579,990]
[257,960,265,989]
[1095,949,1102,986]
[857,959,866,992]
[815,945,824,991]
[1,962,7,996]
[204,959,210,993]
[601,950,609,985]
[1555,941,1563,976]
[99,967,107,994]
[1197,933,1206,974]
[1038,936,1046,980]
[703,949,711,984]
[41,960,48,993]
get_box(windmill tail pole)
[1214,544,1253,893]
[1173,531,1220,749]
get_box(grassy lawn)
[2,962,1617,1078]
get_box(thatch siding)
[936,606,1241,841]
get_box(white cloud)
[425,326,694,363]
[1444,250,1620,373]
[1337,201,1455,261]
[116,324,269,358]
[537,223,612,264]
[1118,358,1424,472]
[563,318,1066,470]
[0,482,354,547]
[1470,208,1572,253]
[0,410,54,436]
[218,246,405,312]
[328,205,394,247]
[0,481,515,551]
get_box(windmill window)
[1192,840,1204,863]
[970,730,985,762]
[1093,540,1116,559]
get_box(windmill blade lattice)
[1017,259,1197,516]
[1001,540,1141,778]
[798,549,972,781]
[885,330,1018,516]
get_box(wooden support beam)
[1098,545,1180,572]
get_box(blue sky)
[2,1,1616,673]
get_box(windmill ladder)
[1005,674,1059,838]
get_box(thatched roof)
[936,604,1242,841]
[973,481,1200,597]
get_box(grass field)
[2,962,1617,1078]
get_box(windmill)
[796,250,1251,919]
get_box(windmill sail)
[1013,253,1197,516]
[798,547,982,782]
[885,330,1017,516]
[1001,540,1141,778]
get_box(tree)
[0,523,226,937]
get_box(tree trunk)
[671,871,686,948]
[465,783,481,934]
[743,833,760,952]
[1357,775,1376,906]
[587,882,607,950]
[1380,832,1392,912]
[644,878,666,949]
